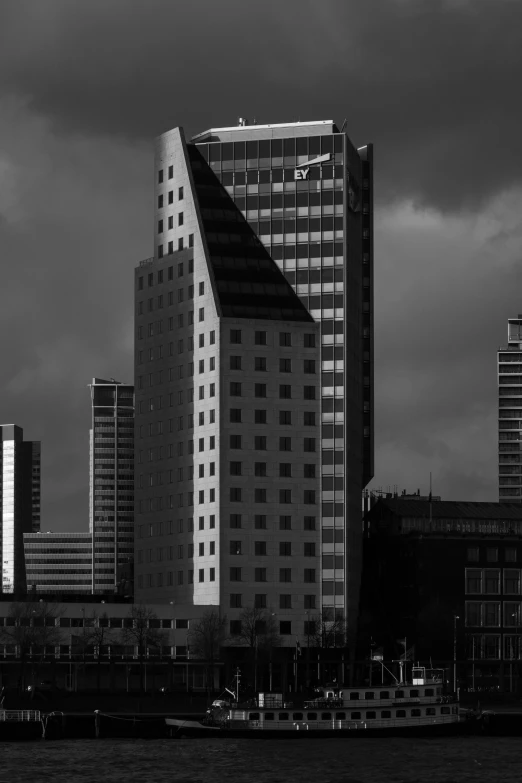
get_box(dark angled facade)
[134,120,373,647]
[89,379,134,594]
[498,316,522,503]
[362,499,522,691]
[0,425,41,594]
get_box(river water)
[0,737,520,783]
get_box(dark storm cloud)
[1,0,522,210]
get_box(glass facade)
[24,532,92,592]
[499,318,522,502]
[89,379,135,594]
[191,122,373,628]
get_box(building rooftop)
[368,499,522,521]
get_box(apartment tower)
[499,317,522,503]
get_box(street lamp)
[453,613,460,695]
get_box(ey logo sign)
[294,152,332,181]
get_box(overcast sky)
[1,0,521,531]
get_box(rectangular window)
[279,385,291,399]
[279,489,292,504]
[230,329,242,344]
[255,357,267,372]
[210,568,215,581]
[255,409,267,424]
[230,568,242,582]
[304,490,316,504]
[230,594,242,608]
[230,382,242,397]
[304,386,316,400]
[230,461,242,476]
[304,464,316,478]
[230,408,242,423]
[279,516,291,530]
[255,384,267,398]
[304,595,316,610]
[178,211,183,225]
[230,356,242,370]
[255,594,267,608]
[484,569,500,594]
[255,331,267,345]
[279,411,291,425]
[199,307,204,322]
[255,462,267,477]
[304,360,316,374]
[279,358,291,373]
[279,542,291,556]
[280,594,292,609]
[304,333,316,348]
[304,542,316,556]
[280,568,291,583]
[279,463,292,478]
[304,438,316,452]
[255,541,267,556]
[230,488,242,502]
[230,434,242,449]
[304,569,316,583]
[504,569,521,594]
[178,185,184,199]
[280,621,292,635]
[255,568,267,582]
[158,169,164,183]
[279,437,291,451]
[304,516,316,531]
[199,282,204,296]
[486,548,498,563]
[230,620,242,635]
[255,436,267,451]
[230,514,242,529]
[280,332,291,347]
[255,515,267,529]
[304,412,316,426]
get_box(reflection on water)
[1,736,520,782]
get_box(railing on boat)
[0,710,41,722]
[232,714,459,731]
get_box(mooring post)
[94,710,100,738]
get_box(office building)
[136,115,373,636]
[89,379,135,594]
[24,532,92,593]
[0,425,41,594]
[499,317,522,502]
[362,499,522,691]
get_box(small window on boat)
[395,690,404,698]
[248,713,260,720]
[426,707,436,716]
[396,710,406,718]
[364,692,374,700]
[425,688,434,696]
[366,711,376,719]
[349,692,359,700]
[265,712,275,721]
[307,713,317,720]
[278,712,289,720]
[335,712,346,720]
[411,709,421,717]
[293,713,303,720]
[350,712,361,719]
[379,691,390,699]
[410,690,419,698]
[381,710,391,718]
[321,712,332,720]
[441,706,450,715]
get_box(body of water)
[0,736,520,783]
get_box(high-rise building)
[89,379,135,594]
[134,119,373,644]
[499,317,522,503]
[24,531,92,593]
[0,424,41,594]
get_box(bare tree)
[0,601,64,692]
[308,608,346,649]
[82,610,114,692]
[236,606,280,651]
[119,605,166,693]
[187,609,227,693]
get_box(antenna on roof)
[340,118,348,132]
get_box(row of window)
[138,487,317,507]
[229,383,317,401]
[138,258,194,291]
[197,135,344,162]
[229,329,314,348]
[229,594,316,611]
[230,357,316,374]
[466,568,522,594]
[219,165,345,185]
[138,283,205,314]
[228,568,316,583]
[465,601,522,626]
[243,708,454,722]
[137,540,318,563]
[137,515,318,537]
[0,616,187,629]
[157,167,181,186]
[467,547,518,562]
[228,462,317,478]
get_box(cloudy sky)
[1,0,521,531]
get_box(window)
[255,488,267,503]
[158,169,164,183]
[255,541,267,556]
[230,514,242,529]
[279,463,292,478]
[255,568,267,582]
[279,542,291,556]
[304,438,316,452]
[230,594,242,608]
[304,360,316,374]
[279,411,291,425]
[255,594,267,608]
[280,621,291,635]
[230,488,242,502]
[304,333,316,348]
[255,357,267,372]
[466,569,483,594]
[304,386,316,400]
[304,595,316,609]
[210,514,215,528]
[484,569,500,594]
[255,384,267,398]
[486,548,498,563]
[504,569,521,594]
[230,568,242,582]
[178,186,184,199]
[506,547,517,563]
[304,490,316,504]
[255,462,267,477]
[279,437,291,452]
[279,385,291,399]
[280,568,291,582]
[304,542,316,556]
[467,547,479,562]
[230,329,242,344]
[255,436,267,450]
[255,409,267,424]
[158,219,164,234]
[304,516,316,531]
[304,464,316,478]
[255,515,266,530]
[230,620,242,635]
[304,412,316,426]
[304,569,316,583]
[230,382,242,397]
[178,211,183,225]
[210,330,215,344]
[230,461,242,476]
[279,358,291,373]
[199,307,204,322]
[279,489,292,504]
[280,332,291,347]
[230,435,242,449]
[255,331,267,345]
[280,516,291,530]
[230,408,242,423]
[280,594,292,610]
[210,383,215,397]
[178,238,184,251]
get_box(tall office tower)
[185,120,374,643]
[0,424,41,594]
[499,317,522,503]
[89,379,135,594]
